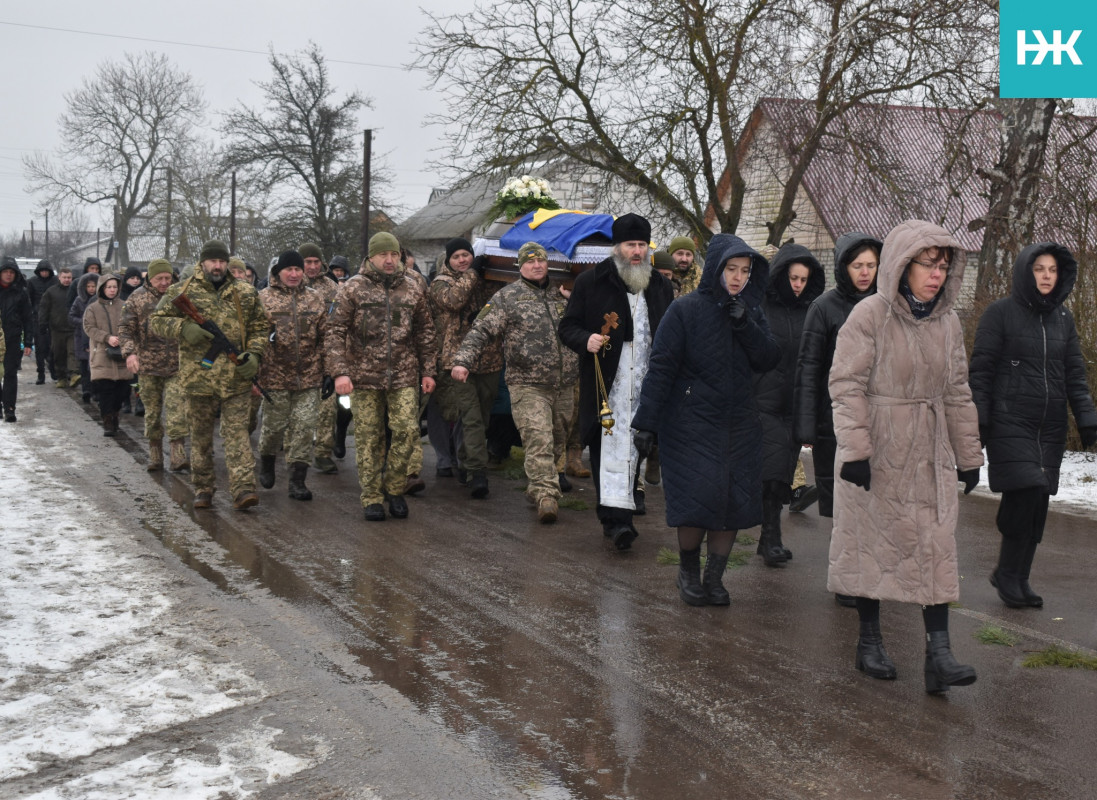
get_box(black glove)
[726,296,748,328]
[633,430,656,458]
[471,255,488,278]
[840,459,871,491]
[1080,427,1097,450]
[957,467,979,494]
[978,424,990,448]
[321,375,336,400]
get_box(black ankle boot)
[288,461,313,501]
[677,548,705,606]
[702,553,731,606]
[855,619,897,679]
[757,484,789,566]
[924,631,976,694]
[259,454,276,489]
[991,536,1028,608]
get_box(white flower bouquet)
[488,174,561,220]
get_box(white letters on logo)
[1017,30,1083,66]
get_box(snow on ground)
[0,431,314,797]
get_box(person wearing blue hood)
[970,243,1097,610]
[752,242,826,567]
[631,234,780,606]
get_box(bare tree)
[221,44,379,259]
[23,52,205,265]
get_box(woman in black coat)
[969,243,1097,609]
[632,234,779,606]
[793,232,882,520]
[753,243,826,566]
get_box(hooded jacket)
[558,256,675,445]
[257,269,326,390]
[69,272,99,359]
[0,265,34,350]
[827,220,982,605]
[324,263,437,390]
[753,243,826,482]
[793,232,881,444]
[118,274,180,377]
[27,262,57,324]
[120,267,144,300]
[632,234,779,530]
[969,243,1097,494]
[84,274,135,382]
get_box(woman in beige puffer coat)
[84,273,135,436]
[828,220,983,695]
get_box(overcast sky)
[0,0,474,241]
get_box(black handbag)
[104,311,127,362]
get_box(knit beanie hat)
[299,242,323,262]
[228,256,246,273]
[199,240,231,263]
[652,251,675,272]
[272,249,305,277]
[612,213,651,245]
[147,259,173,280]
[368,232,401,258]
[667,236,695,255]
[517,241,549,266]
[445,238,474,266]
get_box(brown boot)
[537,497,559,524]
[565,446,591,478]
[102,412,118,437]
[233,491,260,510]
[148,440,163,472]
[169,439,189,472]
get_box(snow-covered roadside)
[971,449,1097,517]
[0,431,314,798]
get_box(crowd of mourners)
[1,211,1094,696]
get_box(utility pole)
[45,209,50,258]
[361,129,372,260]
[230,170,237,254]
[164,168,173,260]
[29,220,35,259]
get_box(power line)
[0,20,412,72]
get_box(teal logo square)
[1001,0,1097,98]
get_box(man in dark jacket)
[559,214,674,550]
[970,243,1097,609]
[38,267,78,387]
[28,259,58,383]
[0,256,35,421]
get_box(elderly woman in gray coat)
[828,220,983,695]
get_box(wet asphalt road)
[21,386,1097,799]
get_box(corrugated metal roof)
[395,174,500,244]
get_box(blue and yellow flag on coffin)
[499,210,615,258]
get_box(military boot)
[259,455,277,489]
[288,462,313,501]
[314,455,338,474]
[147,439,163,472]
[169,439,189,472]
[565,446,591,478]
[470,470,489,499]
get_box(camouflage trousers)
[436,370,500,473]
[188,392,256,498]
[509,383,574,503]
[351,386,419,506]
[561,382,581,471]
[260,387,321,464]
[50,331,78,381]
[314,393,337,458]
[406,390,425,478]
[139,373,188,443]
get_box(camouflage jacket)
[674,261,703,297]
[453,277,577,389]
[150,269,270,398]
[308,271,340,310]
[258,273,326,390]
[324,264,437,390]
[429,264,503,373]
[119,283,179,377]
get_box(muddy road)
[9,385,1097,799]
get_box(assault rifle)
[172,292,273,403]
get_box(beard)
[613,251,650,294]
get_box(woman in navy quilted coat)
[969,243,1097,610]
[632,234,779,606]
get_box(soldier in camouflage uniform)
[667,236,703,297]
[119,258,189,472]
[300,242,341,475]
[229,256,263,433]
[151,240,270,510]
[256,250,327,501]
[430,237,503,499]
[327,232,438,521]
[452,242,578,524]
[400,249,431,496]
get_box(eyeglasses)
[910,246,952,272]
